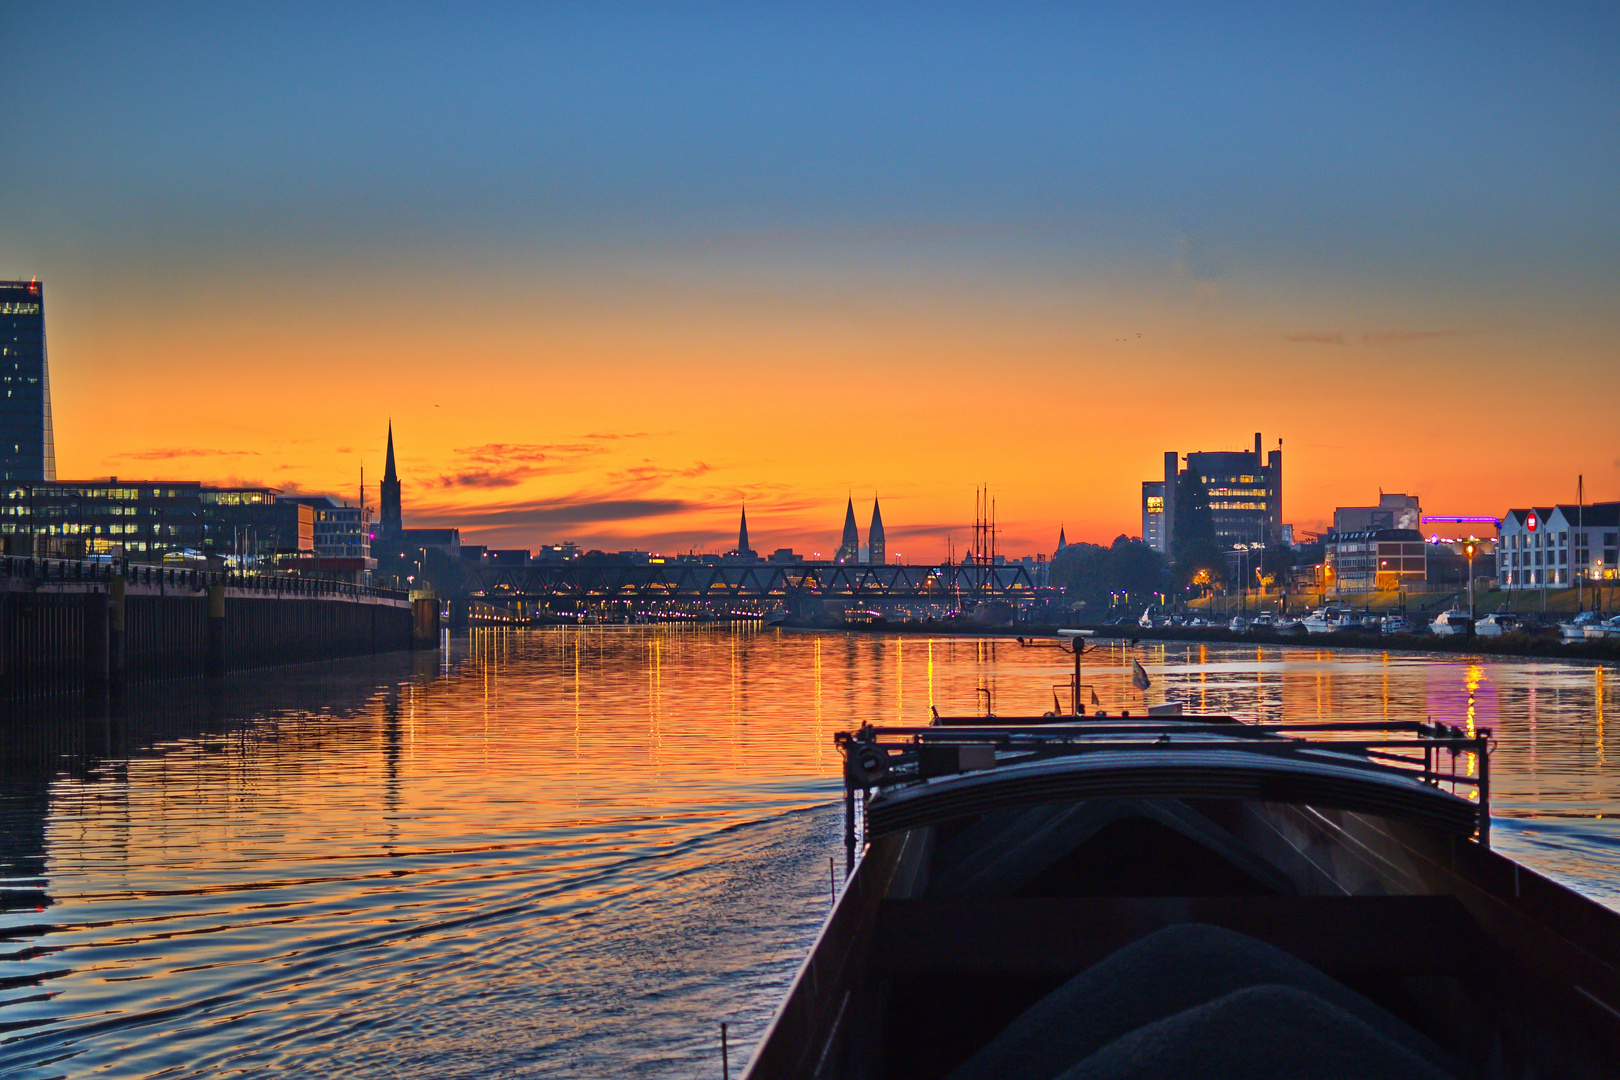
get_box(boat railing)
[835,718,1491,859]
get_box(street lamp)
[1465,541,1476,621]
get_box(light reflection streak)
[9,630,1620,1080]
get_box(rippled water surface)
[1,628,1617,1077]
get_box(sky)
[4,3,1618,559]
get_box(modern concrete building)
[1498,503,1620,589]
[1145,434,1282,555]
[0,280,55,486]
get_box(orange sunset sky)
[8,6,1618,561]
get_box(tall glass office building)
[1,280,56,484]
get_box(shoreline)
[781,618,1620,664]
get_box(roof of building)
[1504,503,1620,529]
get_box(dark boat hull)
[746,793,1620,1079]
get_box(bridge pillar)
[446,598,469,629]
[411,589,440,649]
[206,582,227,678]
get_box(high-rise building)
[1,280,56,485]
[1141,482,1167,553]
[835,497,859,563]
[868,497,886,565]
[1145,434,1282,554]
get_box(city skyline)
[5,5,1618,560]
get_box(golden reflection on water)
[6,627,1620,1080]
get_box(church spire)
[836,496,859,563]
[379,420,402,535]
[737,503,754,558]
[1057,525,1067,551]
[868,495,886,565]
[383,420,397,484]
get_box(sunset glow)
[8,5,1617,559]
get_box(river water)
[0,628,1615,1078]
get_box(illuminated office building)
[1,280,56,485]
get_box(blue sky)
[4,3,1617,551]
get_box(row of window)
[1502,530,1620,547]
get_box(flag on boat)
[1131,659,1151,690]
[1091,688,1100,706]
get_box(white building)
[1497,503,1620,589]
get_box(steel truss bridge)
[462,562,1038,604]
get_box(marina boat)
[1560,611,1605,642]
[744,712,1620,1080]
[1380,615,1412,634]
[1428,609,1474,636]
[1583,614,1620,641]
[1227,616,1248,632]
[1474,611,1525,638]
[1248,613,1275,631]
[1300,606,1358,634]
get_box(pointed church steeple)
[1057,525,1067,551]
[737,503,755,559]
[379,420,402,535]
[383,422,397,484]
[868,496,886,565]
[836,496,859,563]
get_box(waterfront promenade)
[1,556,438,700]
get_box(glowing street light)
[1465,540,1477,622]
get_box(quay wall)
[2,557,439,701]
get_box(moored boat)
[1429,608,1474,636]
[1561,611,1605,642]
[1585,615,1620,640]
[1474,610,1525,638]
[743,711,1620,1079]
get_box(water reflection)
[0,629,1617,1078]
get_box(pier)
[1,556,439,700]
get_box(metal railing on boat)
[835,718,1492,869]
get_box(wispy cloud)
[434,441,605,488]
[408,496,696,530]
[114,448,262,461]
[1284,332,1345,346]
[1360,329,1460,346]
[612,462,713,485]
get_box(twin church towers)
[736,495,884,564]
